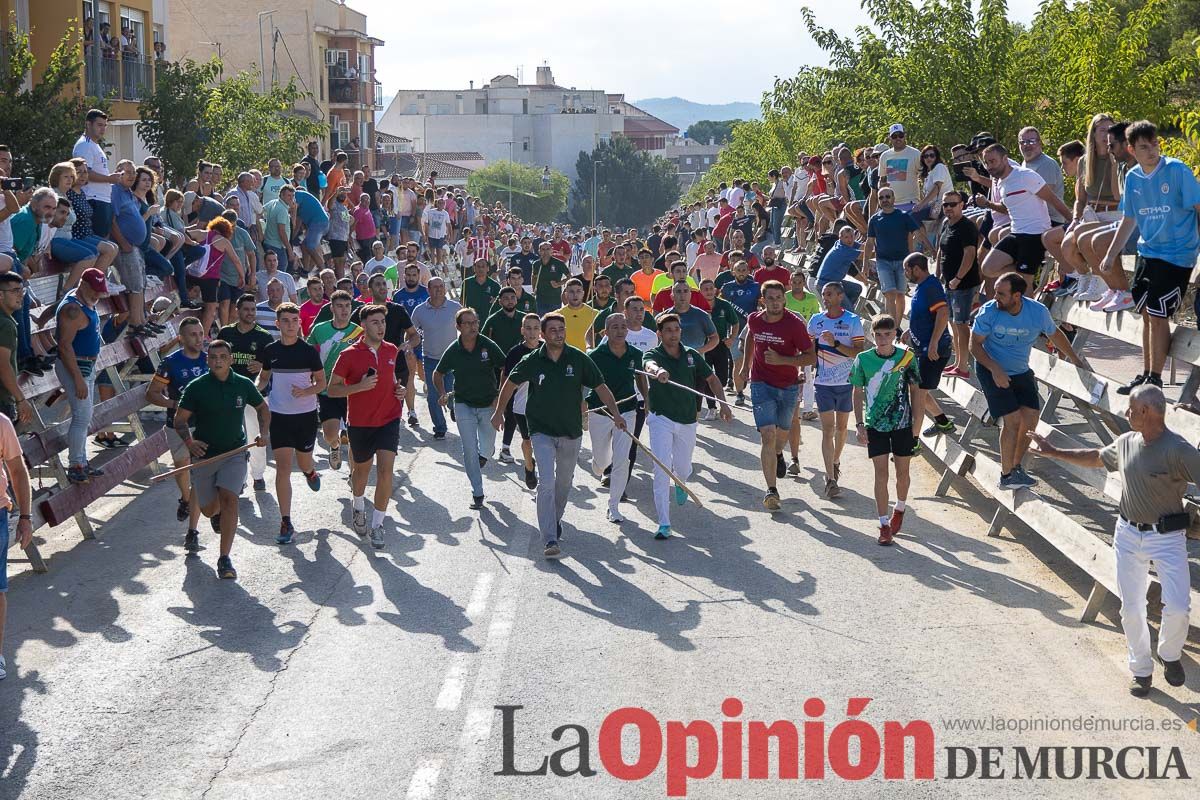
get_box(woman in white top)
[912,145,952,224]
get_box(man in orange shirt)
[631,252,664,302]
[322,151,349,206]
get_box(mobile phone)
[364,367,377,379]
[0,177,34,192]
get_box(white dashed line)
[404,757,443,800]
[465,571,495,619]
[435,652,471,711]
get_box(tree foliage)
[0,21,102,182]
[139,59,326,186]
[466,160,568,222]
[693,0,1199,200]
[569,136,679,229]
[685,120,741,145]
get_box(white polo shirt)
[73,134,111,203]
[998,163,1051,235]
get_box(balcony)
[83,48,154,102]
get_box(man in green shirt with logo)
[643,313,731,539]
[850,313,922,546]
[488,267,537,318]
[599,244,638,286]
[175,340,270,580]
[434,308,506,509]
[587,313,649,524]
[533,241,570,314]
[491,313,625,559]
[462,258,502,322]
[482,287,526,355]
[307,290,362,469]
[699,278,740,421]
[217,294,276,490]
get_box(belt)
[1119,515,1178,533]
[1090,201,1120,211]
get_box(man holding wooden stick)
[174,340,270,581]
[643,313,731,539]
[587,313,648,524]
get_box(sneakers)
[923,419,955,436]
[469,494,485,510]
[1129,675,1152,698]
[776,453,786,479]
[66,465,89,484]
[763,488,781,511]
[328,446,342,471]
[544,542,562,559]
[999,469,1035,490]
[1074,275,1107,302]
[408,412,419,428]
[352,507,369,537]
[253,478,267,492]
[654,525,671,540]
[600,473,611,488]
[498,446,514,464]
[1160,657,1186,687]
[1088,288,1119,312]
[184,529,200,552]
[889,507,905,535]
[877,523,894,546]
[1052,275,1079,297]
[801,410,818,421]
[369,525,385,549]
[735,392,746,407]
[216,556,237,580]
[524,467,538,489]
[674,485,687,506]
[787,459,800,476]
[84,464,104,478]
[340,430,350,446]
[824,478,841,498]
[606,509,624,524]
[433,431,447,440]
[176,496,190,522]
[1116,373,1161,396]
[305,471,321,492]
[478,455,487,468]
[1102,291,1135,313]
[277,518,295,545]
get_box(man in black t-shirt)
[217,293,276,489]
[935,191,981,379]
[508,236,539,286]
[351,273,420,383]
[499,313,541,489]
[301,142,322,197]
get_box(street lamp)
[257,11,277,92]
[501,140,517,211]
[592,158,603,228]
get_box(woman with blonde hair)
[53,159,118,288]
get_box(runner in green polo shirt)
[462,258,502,322]
[487,267,537,318]
[434,307,506,508]
[491,313,624,559]
[482,287,526,355]
[532,242,571,313]
[174,340,270,581]
[643,313,731,539]
[587,313,649,524]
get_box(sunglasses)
[890,133,906,139]
[942,201,961,208]
[923,153,937,159]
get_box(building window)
[522,141,529,151]
[119,6,145,57]
[405,103,417,114]
[703,157,711,165]
[522,99,528,114]
[417,92,425,99]
[358,53,369,79]
[685,157,692,166]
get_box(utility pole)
[257,10,277,92]
[592,157,603,228]
[501,140,517,211]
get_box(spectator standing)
[410,277,462,439]
[72,109,118,237]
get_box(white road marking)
[435,652,471,711]
[404,757,443,800]
[465,572,495,619]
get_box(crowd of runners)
[0,108,1198,695]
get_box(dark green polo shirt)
[709,297,741,341]
[592,306,657,335]
[600,263,637,286]
[643,344,713,425]
[489,291,537,319]
[178,370,265,456]
[482,308,525,355]
[434,335,505,408]
[586,342,642,414]
[509,343,604,438]
[533,257,570,308]
[462,277,502,322]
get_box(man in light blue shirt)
[970,272,1080,490]
[1100,120,1200,397]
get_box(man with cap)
[54,268,109,484]
[878,124,923,212]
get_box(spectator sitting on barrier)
[49,161,113,290]
[816,225,864,310]
[1029,383,1194,697]
[0,272,31,424]
[1075,122,1140,313]
[970,271,1082,490]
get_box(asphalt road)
[2,408,1198,799]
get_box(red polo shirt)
[331,338,402,427]
[753,265,791,286]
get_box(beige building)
[168,0,383,172]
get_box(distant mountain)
[631,97,761,135]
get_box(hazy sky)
[353,0,1044,105]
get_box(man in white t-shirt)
[978,143,1072,280]
[364,240,397,277]
[72,109,120,238]
[878,123,923,211]
[423,197,451,267]
[727,180,746,211]
[255,250,299,303]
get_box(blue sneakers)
[655,525,671,540]
[674,485,687,506]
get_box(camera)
[0,177,34,192]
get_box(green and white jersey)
[849,345,919,432]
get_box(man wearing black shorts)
[308,290,361,469]
[902,253,953,439]
[978,143,1072,282]
[501,313,541,488]
[218,294,275,491]
[258,303,325,544]
[329,304,406,549]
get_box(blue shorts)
[387,217,401,236]
[50,237,100,263]
[0,512,9,592]
[815,383,853,414]
[946,287,977,324]
[428,237,446,251]
[302,220,329,250]
[751,381,799,430]
[876,258,907,294]
[218,282,241,302]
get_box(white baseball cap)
[888,123,906,137]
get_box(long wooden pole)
[633,369,749,415]
[586,400,703,508]
[151,441,259,482]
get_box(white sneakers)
[1073,275,1107,302]
[1102,291,1135,313]
[1089,288,1119,311]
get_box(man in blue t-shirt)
[866,188,930,323]
[902,253,955,438]
[293,188,330,274]
[392,262,431,425]
[970,272,1081,490]
[816,226,865,310]
[1100,120,1200,397]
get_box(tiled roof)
[422,151,486,162]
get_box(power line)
[273,26,324,123]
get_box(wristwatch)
[18,514,31,520]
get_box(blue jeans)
[531,433,582,545]
[50,237,100,263]
[55,359,98,466]
[455,403,497,496]
[142,244,174,280]
[751,381,799,430]
[770,204,786,244]
[424,355,453,434]
[88,199,113,238]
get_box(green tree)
[685,120,741,145]
[466,160,568,221]
[0,21,101,182]
[138,60,326,186]
[569,136,679,229]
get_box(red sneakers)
[889,507,905,536]
[877,523,894,546]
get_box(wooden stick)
[633,369,748,414]
[587,400,703,508]
[151,441,258,482]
